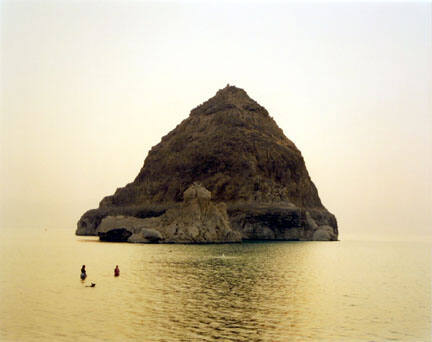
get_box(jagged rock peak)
[190,84,269,117]
[215,84,249,98]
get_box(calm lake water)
[0,228,430,342]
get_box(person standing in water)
[114,265,120,277]
[80,265,87,280]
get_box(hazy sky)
[1,1,431,240]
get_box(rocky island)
[76,85,338,242]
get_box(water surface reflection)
[0,230,430,342]
[130,243,330,341]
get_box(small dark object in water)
[80,265,87,280]
[86,283,96,287]
[114,265,120,277]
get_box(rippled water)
[0,228,430,341]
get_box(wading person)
[80,265,87,280]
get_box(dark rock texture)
[77,85,338,241]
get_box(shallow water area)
[0,228,430,341]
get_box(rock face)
[96,183,241,243]
[77,85,338,242]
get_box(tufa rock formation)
[97,183,241,243]
[77,85,338,242]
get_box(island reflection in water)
[0,228,430,341]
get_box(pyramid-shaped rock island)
[77,85,338,242]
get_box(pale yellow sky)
[1,1,431,240]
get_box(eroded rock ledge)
[97,183,242,243]
[94,184,336,243]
